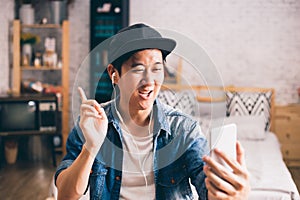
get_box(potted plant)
[21,32,40,45]
[20,32,40,66]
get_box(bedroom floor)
[0,161,300,199]
[0,160,56,200]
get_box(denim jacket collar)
[102,98,171,137]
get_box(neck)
[118,100,152,127]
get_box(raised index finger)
[78,87,87,102]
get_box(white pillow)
[158,90,197,116]
[223,115,266,140]
[197,101,227,119]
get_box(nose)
[141,69,155,85]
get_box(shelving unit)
[21,66,61,71]
[21,24,61,29]
[12,19,69,156]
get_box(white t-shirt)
[119,127,155,200]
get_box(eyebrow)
[131,61,163,68]
[131,62,144,68]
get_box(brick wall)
[68,1,90,125]
[1,0,299,107]
[0,1,14,94]
[130,0,300,104]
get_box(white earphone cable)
[112,77,153,188]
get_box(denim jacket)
[55,100,209,200]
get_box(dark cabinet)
[90,0,129,102]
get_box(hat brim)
[109,38,176,63]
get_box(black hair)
[111,48,169,75]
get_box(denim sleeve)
[54,125,84,185]
[185,122,209,200]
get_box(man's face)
[118,49,164,111]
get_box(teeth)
[139,91,151,94]
[139,90,152,97]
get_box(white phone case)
[210,123,237,170]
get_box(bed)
[158,85,300,200]
[49,86,299,199]
[243,131,298,199]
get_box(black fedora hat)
[108,23,176,64]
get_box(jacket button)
[115,176,121,181]
[171,178,175,184]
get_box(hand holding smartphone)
[204,123,250,199]
[210,123,237,170]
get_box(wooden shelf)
[21,66,62,71]
[12,20,69,156]
[54,147,63,152]
[0,130,57,136]
[21,24,61,29]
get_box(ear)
[107,64,120,84]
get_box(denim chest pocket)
[157,164,194,199]
[89,161,108,200]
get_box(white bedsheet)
[241,132,300,200]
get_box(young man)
[55,23,250,200]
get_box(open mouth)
[138,90,153,99]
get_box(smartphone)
[210,123,237,170]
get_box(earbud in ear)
[112,72,116,84]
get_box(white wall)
[68,1,90,125]
[1,0,299,111]
[0,1,14,93]
[130,0,300,104]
